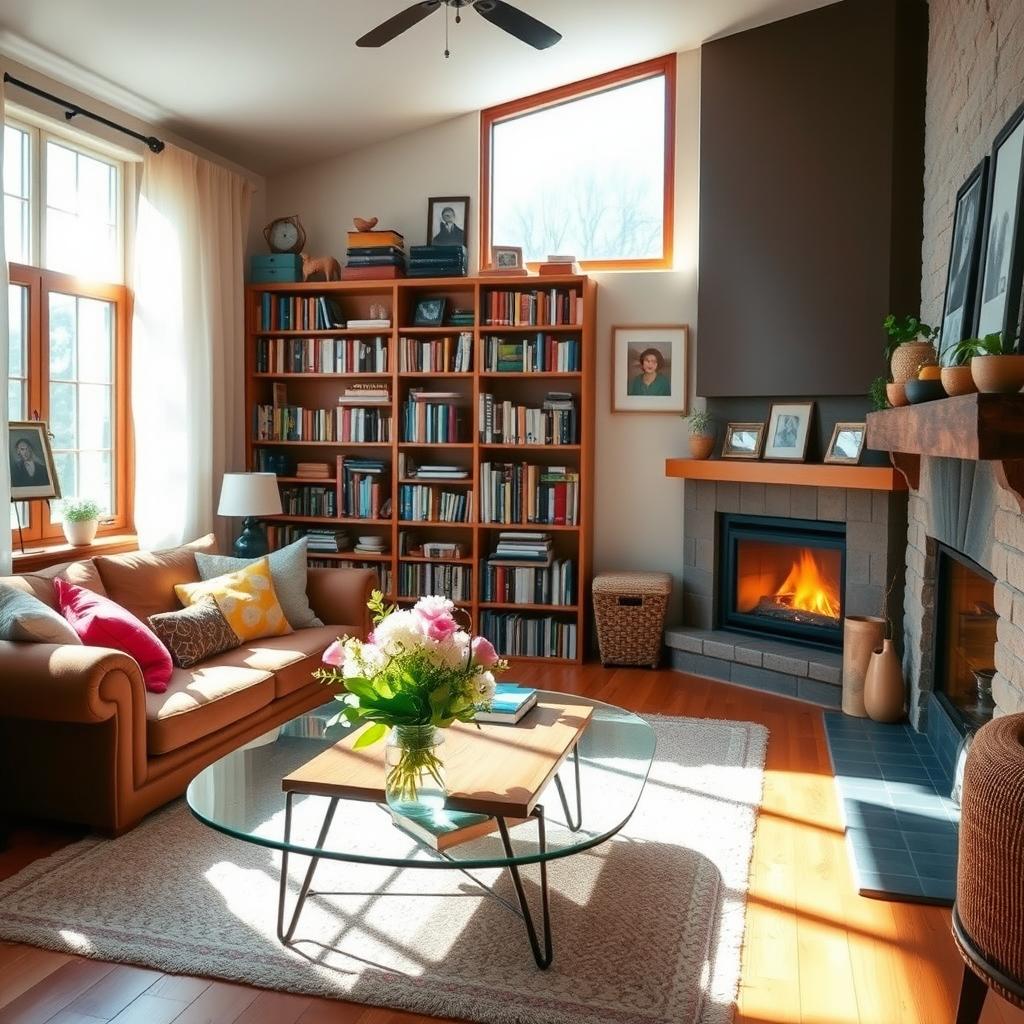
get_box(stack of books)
[343,229,406,280]
[295,462,331,481]
[390,806,496,851]
[399,454,469,481]
[355,535,388,555]
[489,532,553,566]
[399,533,465,559]
[448,308,475,327]
[307,527,351,553]
[407,244,467,278]
[537,254,582,276]
[476,683,538,724]
[337,383,391,406]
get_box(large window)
[481,55,676,271]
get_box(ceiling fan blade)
[356,1,441,47]
[473,1,562,49]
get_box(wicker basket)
[593,572,672,668]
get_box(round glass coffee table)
[187,692,655,968]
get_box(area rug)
[0,715,767,1024]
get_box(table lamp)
[217,473,282,558]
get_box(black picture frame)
[412,297,448,327]
[8,420,61,500]
[426,196,469,249]
[940,157,989,352]
[975,101,1024,344]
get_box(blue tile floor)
[823,713,959,904]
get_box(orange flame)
[774,549,841,620]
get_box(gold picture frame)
[824,421,867,465]
[721,422,766,459]
[764,402,815,462]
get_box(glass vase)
[385,725,447,815]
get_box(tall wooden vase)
[842,616,886,717]
[863,639,905,723]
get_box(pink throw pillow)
[54,578,174,694]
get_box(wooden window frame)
[480,53,676,273]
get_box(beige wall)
[268,50,700,617]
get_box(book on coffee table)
[389,805,497,851]
[474,683,538,725]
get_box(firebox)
[718,514,846,649]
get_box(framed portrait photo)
[824,422,867,465]
[8,420,61,500]
[941,158,989,348]
[490,245,523,270]
[721,422,766,460]
[426,195,469,249]
[611,325,688,414]
[764,402,815,461]
[412,297,448,326]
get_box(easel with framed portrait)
[7,420,61,554]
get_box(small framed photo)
[721,422,766,460]
[426,196,469,248]
[764,402,815,461]
[611,325,688,414]
[491,245,523,270]
[941,158,989,348]
[412,297,448,326]
[8,420,61,500]
[824,422,867,465]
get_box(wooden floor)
[2,663,1022,1024]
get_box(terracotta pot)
[689,434,715,460]
[885,381,908,407]
[62,518,98,546]
[970,354,1024,394]
[940,365,977,397]
[842,616,886,717]
[890,340,936,385]
[863,639,905,723]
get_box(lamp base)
[233,517,269,559]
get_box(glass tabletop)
[186,694,656,870]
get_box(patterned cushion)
[174,557,292,642]
[149,600,241,668]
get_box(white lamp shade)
[217,473,282,517]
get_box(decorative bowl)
[903,378,945,404]
[358,535,385,546]
[940,365,977,397]
[971,354,1024,394]
[885,381,908,407]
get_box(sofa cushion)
[94,534,217,621]
[229,624,345,698]
[148,599,241,668]
[0,583,82,644]
[0,559,107,610]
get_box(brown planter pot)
[885,381,908,407]
[842,616,886,717]
[971,354,1024,394]
[864,639,905,723]
[940,365,977,397]
[890,340,936,385]
[689,434,715,460]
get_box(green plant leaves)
[353,722,388,748]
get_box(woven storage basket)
[593,571,672,668]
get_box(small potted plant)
[869,376,889,411]
[61,497,101,546]
[952,331,1024,394]
[884,314,939,389]
[939,338,979,397]
[685,409,716,460]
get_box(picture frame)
[426,195,469,249]
[610,324,688,414]
[940,158,989,348]
[412,297,448,327]
[491,245,523,270]
[8,420,61,500]
[823,422,867,465]
[975,101,1024,341]
[764,402,815,462]
[721,422,766,460]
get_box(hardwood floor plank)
[0,958,115,1024]
[144,977,212,1003]
[0,949,73,1012]
[106,993,195,1024]
[61,964,163,1020]
[166,981,258,1024]
[229,991,312,1024]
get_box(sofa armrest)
[306,567,376,637]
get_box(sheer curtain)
[131,144,253,551]
[0,82,12,576]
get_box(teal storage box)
[250,253,302,283]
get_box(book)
[389,806,496,851]
[346,318,392,328]
[347,229,404,247]
[342,266,405,281]
[475,684,538,724]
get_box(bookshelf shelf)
[246,274,596,663]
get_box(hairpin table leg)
[496,808,553,969]
[553,742,582,831]
[277,792,339,946]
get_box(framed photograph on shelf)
[426,196,469,248]
[8,420,61,500]
[412,297,448,327]
[941,158,989,347]
[764,402,815,461]
[824,422,867,465]
[490,245,523,270]
[611,325,688,414]
[721,422,766,460]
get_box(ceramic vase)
[970,354,1024,394]
[690,435,715,460]
[885,382,908,407]
[863,639,905,723]
[842,616,886,717]
[385,725,447,816]
[890,341,936,385]
[940,365,977,397]
[62,518,98,546]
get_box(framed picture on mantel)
[941,158,988,347]
[764,402,815,461]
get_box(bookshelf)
[245,274,597,663]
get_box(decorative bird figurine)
[353,217,379,232]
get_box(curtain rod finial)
[146,137,165,154]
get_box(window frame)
[480,53,677,272]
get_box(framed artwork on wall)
[763,402,815,461]
[426,196,469,248]
[721,422,765,459]
[8,420,61,500]
[940,158,989,349]
[610,324,688,413]
[823,422,866,465]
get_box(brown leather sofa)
[0,536,375,835]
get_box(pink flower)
[413,595,458,642]
[322,640,346,667]
[471,635,498,668]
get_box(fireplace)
[719,514,846,649]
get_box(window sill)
[12,533,139,574]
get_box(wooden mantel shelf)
[664,459,907,491]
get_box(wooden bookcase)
[244,275,597,663]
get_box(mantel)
[664,459,907,491]
[865,393,1024,509]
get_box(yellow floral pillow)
[174,557,292,642]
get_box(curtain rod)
[3,73,165,153]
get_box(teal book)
[390,806,496,851]
[476,684,538,724]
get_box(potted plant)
[951,331,1024,394]
[685,409,716,460]
[939,338,979,397]
[869,376,889,411]
[61,497,101,546]
[884,314,939,387]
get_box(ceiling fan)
[356,1,562,52]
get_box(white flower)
[372,609,423,656]
[476,670,497,701]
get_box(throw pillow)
[54,578,174,693]
[149,599,241,668]
[194,537,322,629]
[174,557,292,643]
[0,583,83,645]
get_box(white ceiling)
[0,0,839,176]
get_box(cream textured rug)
[0,715,767,1024]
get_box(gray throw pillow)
[0,583,82,645]
[194,537,322,629]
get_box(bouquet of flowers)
[316,592,507,806]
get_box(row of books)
[398,455,469,481]
[253,405,392,443]
[481,611,578,660]
[255,336,389,375]
[479,462,580,525]
[480,559,576,606]
[401,391,465,444]
[398,563,472,601]
[342,458,388,519]
[279,485,336,518]
[484,288,583,327]
[398,333,472,373]
[482,334,581,373]
[408,244,467,278]
[398,485,473,523]
[478,392,577,446]
[258,294,346,332]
